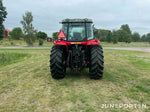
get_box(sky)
[3,0,150,36]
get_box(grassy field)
[0,52,30,66]
[101,42,150,47]
[0,49,150,112]
[0,38,150,47]
[0,38,53,47]
[0,38,27,47]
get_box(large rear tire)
[89,45,104,79]
[50,46,66,79]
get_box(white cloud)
[3,0,150,35]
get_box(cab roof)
[61,18,93,23]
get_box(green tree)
[9,27,23,40]
[146,33,150,43]
[106,31,112,43]
[112,30,118,44]
[132,32,140,42]
[20,11,36,46]
[0,0,7,40]
[37,31,47,40]
[97,29,110,41]
[39,38,43,46]
[115,30,125,42]
[120,24,131,34]
[52,32,58,40]
[115,30,131,43]
[141,34,147,42]
[125,34,132,43]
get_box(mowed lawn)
[0,49,150,112]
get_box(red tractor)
[50,19,104,79]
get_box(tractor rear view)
[50,19,104,79]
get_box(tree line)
[9,26,47,45]
[53,24,150,44]
[1,0,150,46]
[94,24,150,44]
[10,11,48,46]
[0,0,47,46]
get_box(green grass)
[0,38,53,47]
[0,38,27,47]
[101,42,150,47]
[33,41,53,47]
[0,49,149,112]
[1,38,150,47]
[0,52,30,66]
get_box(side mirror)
[93,25,98,35]
[57,30,66,39]
[94,29,98,35]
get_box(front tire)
[89,45,104,79]
[50,46,66,79]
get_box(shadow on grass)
[47,68,105,82]
[65,68,90,80]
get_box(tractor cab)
[50,19,104,79]
[59,19,94,42]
